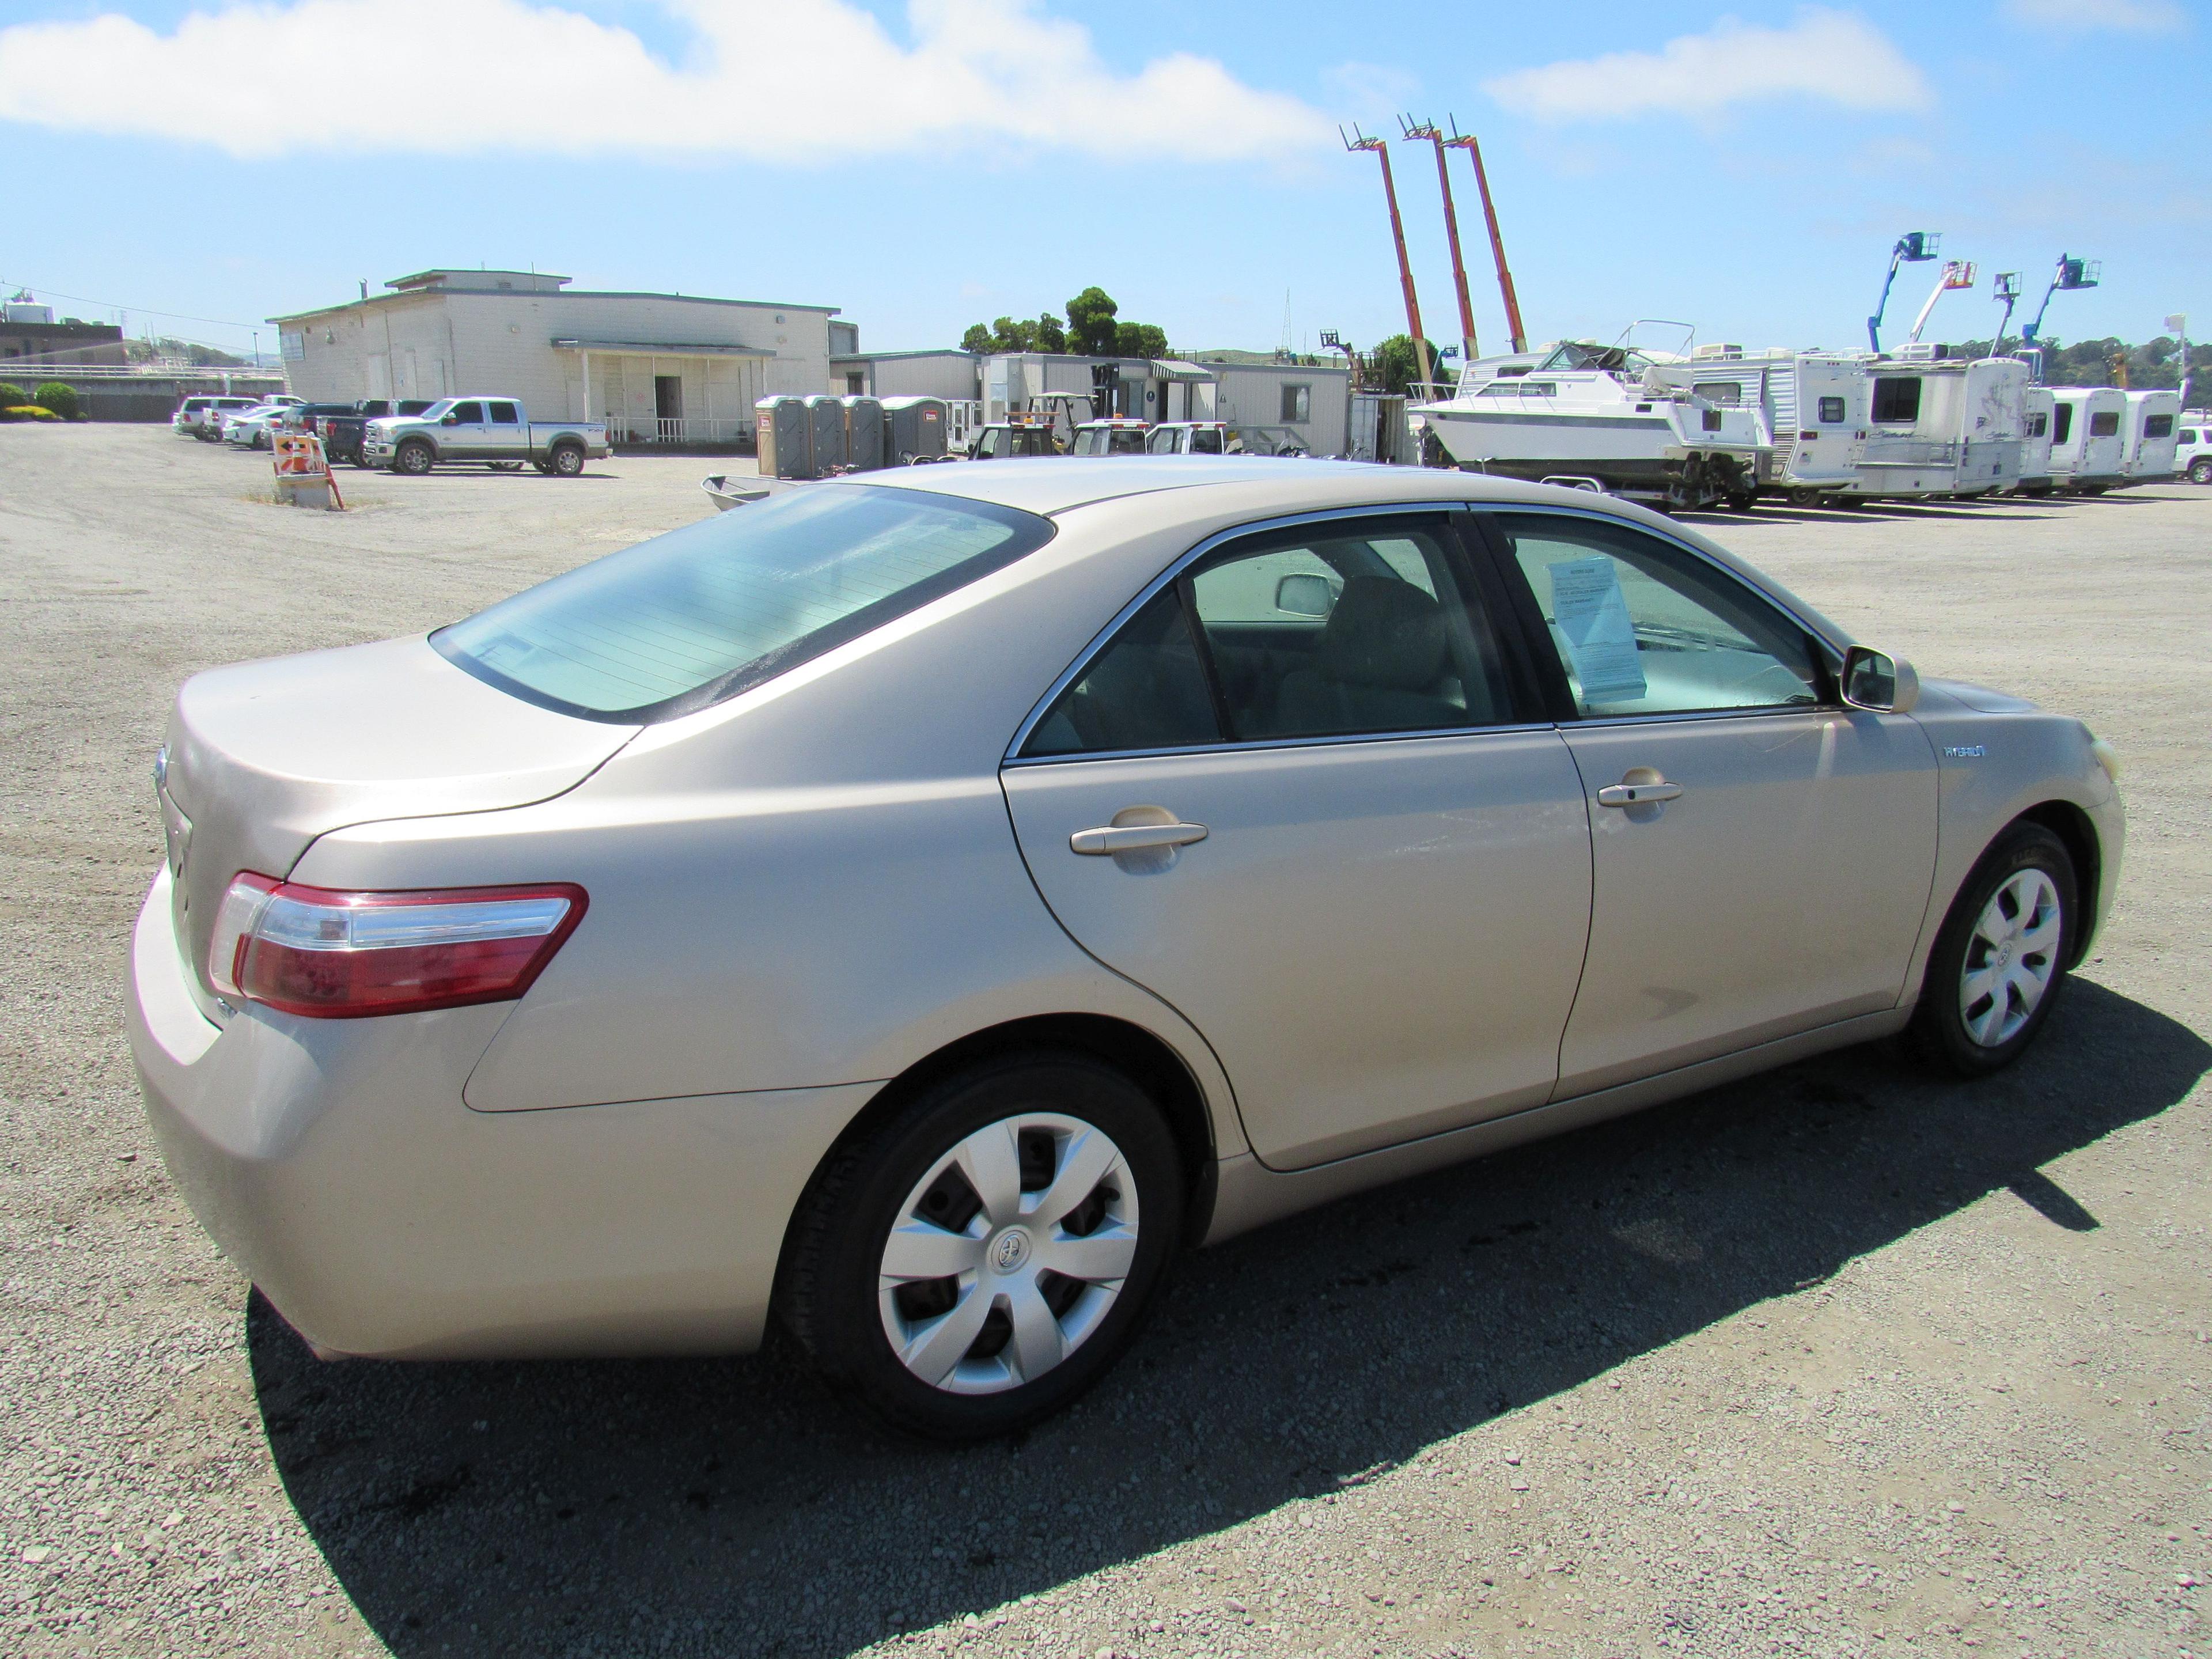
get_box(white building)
[270,269,844,444]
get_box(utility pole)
[1401,116,1477,371]
[1444,122,1524,353]
[1342,125,1431,393]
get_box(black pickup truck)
[317,399,431,467]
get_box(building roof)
[388,268,572,293]
[269,285,840,325]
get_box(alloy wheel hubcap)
[1960,868,2062,1047]
[877,1112,1138,1396]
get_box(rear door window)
[488,401,521,425]
[2089,410,2120,437]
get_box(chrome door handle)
[1070,821,1209,855]
[1596,781,1683,808]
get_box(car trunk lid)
[160,634,638,1002]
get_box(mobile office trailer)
[1847,349,2028,499]
[2046,387,2127,494]
[2015,387,2056,494]
[2117,389,2180,486]
[1646,346,1869,504]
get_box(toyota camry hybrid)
[128,459,2123,1439]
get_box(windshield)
[417,400,455,421]
[433,484,1056,724]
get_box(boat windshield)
[1537,342,1659,376]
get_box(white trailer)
[2118,389,2181,486]
[2015,387,2056,494]
[1647,346,1869,504]
[2047,387,2127,493]
[1848,349,2028,499]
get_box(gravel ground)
[2,426,2207,1659]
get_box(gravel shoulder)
[2,427,2206,1659]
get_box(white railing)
[600,414,753,444]
[0,362,285,381]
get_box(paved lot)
[2,426,2207,1659]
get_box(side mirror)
[1841,646,1920,714]
[1276,573,1338,618]
[442,412,461,426]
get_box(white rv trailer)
[2015,387,2056,495]
[2046,387,2127,493]
[1646,345,1869,504]
[1847,348,2028,499]
[1412,339,1768,510]
[2118,389,2181,486]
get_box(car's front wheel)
[393,440,433,476]
[1910,822,2078,1077]
[779,1054,1183,1440]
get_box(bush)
[0,381,26,407]
[32,381,81,420]
[2,405,63,422]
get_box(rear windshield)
[433,484,1055,724]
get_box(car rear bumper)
[126,868,876,1359]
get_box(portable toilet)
[804,394,847,474]
[843,396,885,471]
[2016,386,2056,494]
[756,396,808,479]
[2119,389,2180,484]
[882,396,948,463]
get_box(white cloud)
[2004,0,2186,33]
[1482,7,1931,124]
[0,0,1330,161]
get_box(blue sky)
[1,1,2205,361]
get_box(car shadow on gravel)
[248,978,2207,1659]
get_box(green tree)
[1033,311,1067,354]
[1369,335,1442,396]
[1065,286,1120,355]
[1114,322,1170,360]
[32,381,80,419]
[960,323,993,354]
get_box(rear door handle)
[1070,821,1209,855]
[1596,781,1683,808]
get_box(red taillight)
[207,874,586,1018]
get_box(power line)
[0,276,261,332]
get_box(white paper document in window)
[1549,557,1646,701]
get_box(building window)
[1280,383,1310,424]
[1871,377,1921,424]
[846,373,865,395]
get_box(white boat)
[2117,389,2181,486]
[1645,345,1870,505]
[2047,387,2127,494]
[1413,338,1768,510]
[1847,347,2029,500]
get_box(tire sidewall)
[2192,459,2212,485]
[803,1057,1183,1440]
[395,440,432,475]
[1913,824,2078,1075]
[551,444,584,476]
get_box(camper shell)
[1849,349,2028,499]
[2118,389,2180,486]
[2016,387,2057,495]
[2047,387,2128,494]
[1647,346,1870,502]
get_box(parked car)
[319,399,433,467]
[129,460,2122,1440]
[361,397,609,476]
[283,402,359,435]
[1144,421,1233,455]
[1070,418,1152,456]
[174,395,257,440]
[221,403,296,450]
[967,421,1062,460]
[2177,413,2211,485]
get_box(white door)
[1486,509,1938,1097]
[1002,512,1593,1171]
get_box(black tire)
[393,439,433,476]
[1908,823,2078,1078]
[778,1053,1184,1441]
[2190,458,2211,486]
[548,442,585,477]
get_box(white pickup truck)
[362,397,611,476]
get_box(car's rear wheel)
[1910,823,2077,1077]
[549,442,585,476]
[393,440,433,476]
[2191,458,2212,485]
[779,1054,1183,1440]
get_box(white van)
[2177,411,2212,484]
